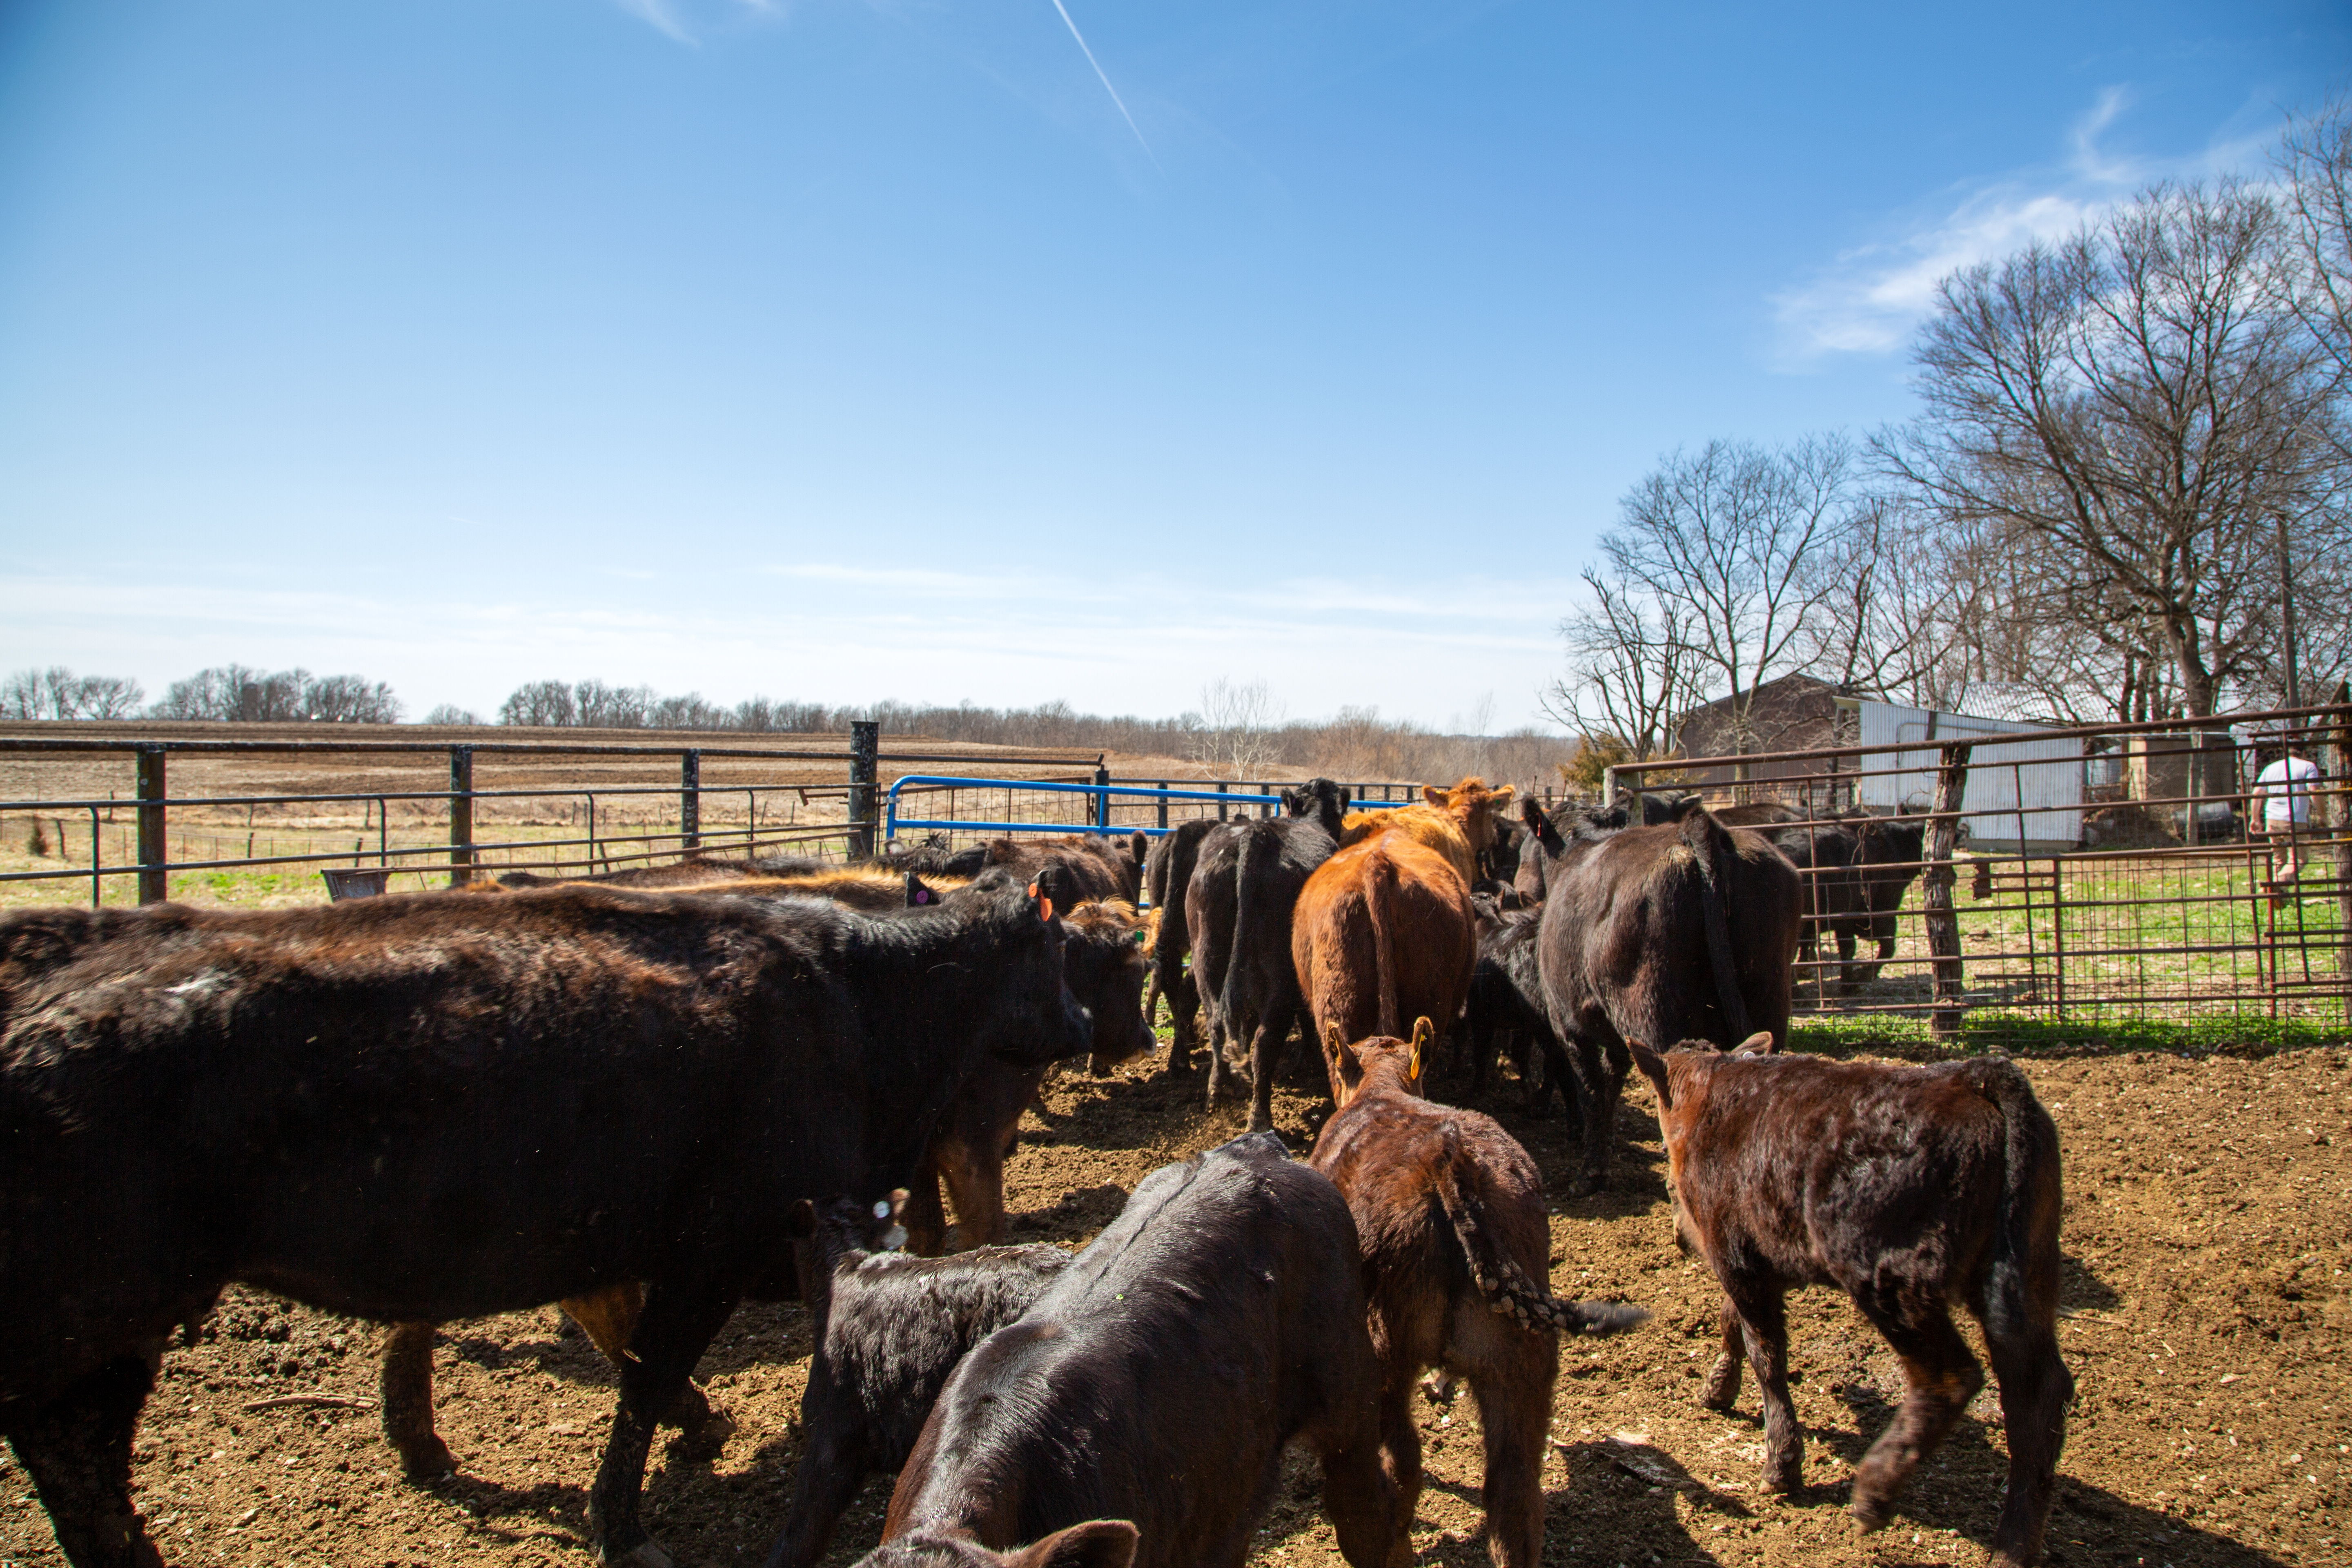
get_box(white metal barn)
[1850,698,2084,853]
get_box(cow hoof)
[1699,1362,1740,1410]
[1573,1174,1608,1198]
[1419,1371,1459,1405]
[1761,1458,1803,1495]
[1848,1494,1894,1533]
[667,1410,736,1461]
[601,1539,677,1568]
[397,1438,456,1481]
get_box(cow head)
[1325,1018,1432,1107]
[1425,777,1517,855]
[1282,777,1351,837]
[1056,900,1153,1076]
[857,1521,1139,1568]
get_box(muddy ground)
[2,1044,2346,1568]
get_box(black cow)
[1518,796,1802,1192]
[1462,905,1571,1116]
[1139,818,1223,1058]
[1772,813,1927,989]
[1207,780,1349,1131]
[767,1198,1071,1568]
[861,1132,1399,1568]
[0,875,1090,1568]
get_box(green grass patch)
[1789,1009,2351,1062]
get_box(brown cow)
[1627,1038,2072,1568]
[1292,835,1476,1110]
[1339,777,1515,886]
[1310,1021,1646,1568]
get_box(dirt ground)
[2,1043,2346,1568]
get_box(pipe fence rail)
[1601,700,2352,1047]
[0,728,1425,908]
[883,775,1414,844]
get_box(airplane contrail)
[1048,0,1154,160]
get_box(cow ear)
[1423,784,1448,807]
[1010,1520,1140,1568]
[1027,881,1056,924]
[1735,1031,1776,1056]
[1626,1039,1673,1111]
[1338,787,1352,811]
[783,1199,817,1240]
[1408,1016,1434,1082]
[1490,785,1515,807]
[904,873,936,907]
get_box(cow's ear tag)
[872,1198,892,1220]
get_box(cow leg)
[380,1321,455,1479]
[1699,1295,1744,1411]
[1562,1034,1621,1193]
[4,1353,162,1568]
[1850,934,1896,988]
[1315,1424,1403,1568]
[1466,1336,1556,1568]
[1835,928,1861,991]
[586,1282,739,1568]
[1245,1018,1281,1134]
[1724,1283,1802,1494]
[1536,1034,1576,1123]
[1203,1013,1234,1105]
[563,1286,727,1447]
[1371,1363,1422,1541]
[763,1370,872,1568]
[1848,1297,1982,1533]
[1982,1315,2073,1568]
[938,1129,1010,1252]
[900,1156,951,1258]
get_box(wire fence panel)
[1606,702,2352,1051]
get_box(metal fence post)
[1156,780,1169,831]
[1922,742,1974,1042]
[849,721,879,857]
[681,749,702,852]
[448,745,475,887]
[1094,765,1111,830]
[136,745,167,904]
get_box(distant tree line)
[2,664,403,724]
[1550,101,2352,760]
[485,677,1571,788]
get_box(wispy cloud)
[612,0,695,45]
[1047,0,1155,160]
[608,0,784,46]
[1769,89,2273,363]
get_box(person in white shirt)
[2251,738,2322,884]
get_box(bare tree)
[1189,677,1286,779]
[1550,434,1868,759]
[1886,178,2342,717]
[1541,555,1702,761]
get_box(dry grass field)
[2,1036,2344,1568]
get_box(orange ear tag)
[1040,896,1055,921]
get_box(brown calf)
[1627,1038,2072,1568]
[1309,1022,1646,1568]
[1291,835,1476,1107]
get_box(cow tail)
[1367,849,1401,1038]
[1431,1126,1648,1338]
[1224,829,1274,1033]
[1969,1056,2064,1352]
[1682,808,1753,1042]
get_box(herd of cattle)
[0,778,2067,1568]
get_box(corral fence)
[0,724,1425,909]
[883,775,1419,845]
[1605,701,2352,1048]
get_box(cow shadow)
[1005,1181,1131,1246]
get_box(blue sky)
[1,1,2343,730]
